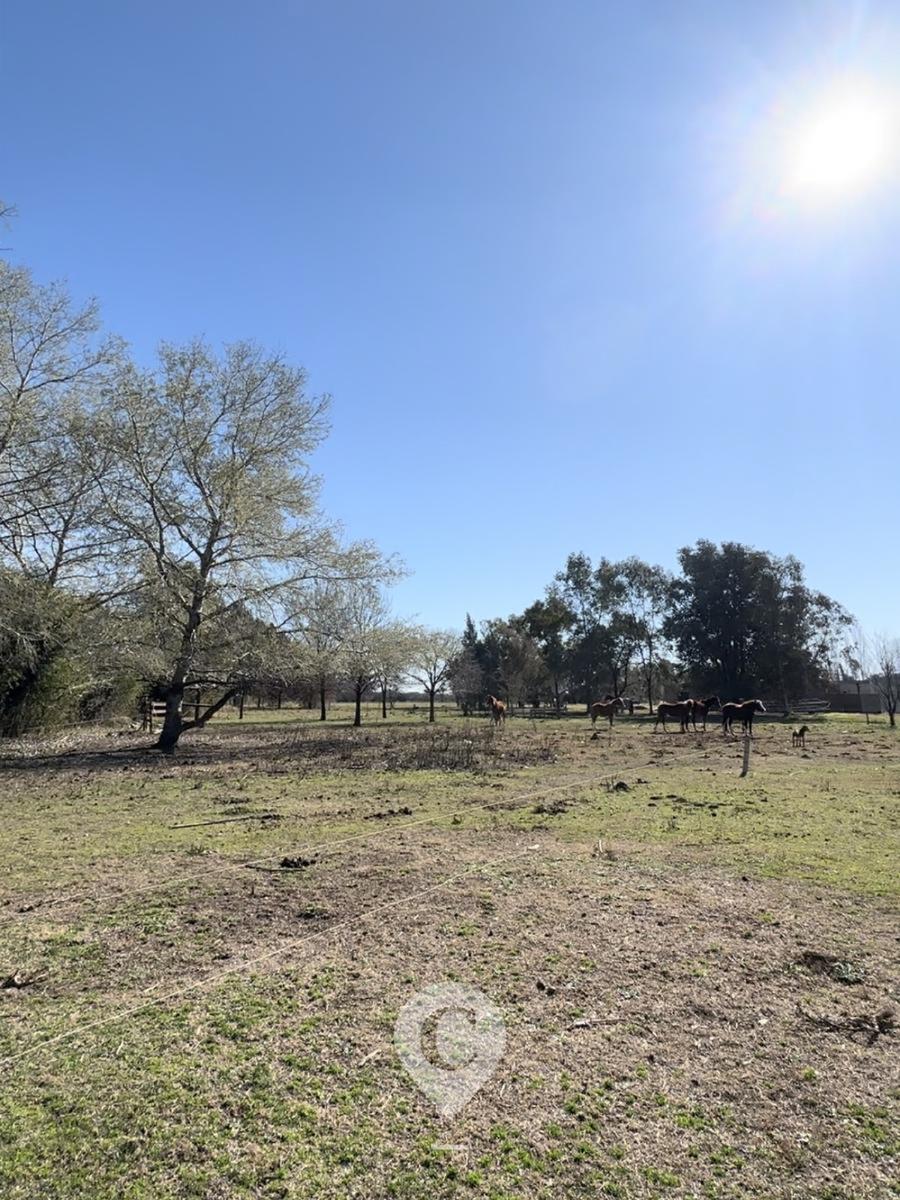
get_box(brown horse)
[486,694,507,726]
[792,724,810,748]
[589,697,624,727]
[721,699,766,737]
[690,695,721,732]
[654,699,693,732]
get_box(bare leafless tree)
[872,633,899,728]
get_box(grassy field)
[0,706,897,1198]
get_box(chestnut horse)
[589,697,625,727]
[721,699,766,737]
[690,695,721,732]
[654,699,693,732]
[486,694,507,726]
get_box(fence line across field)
[0,740,724,929]
[0,843,539,1068]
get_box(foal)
[721,699,766,737]
[589,697,625,728]
[792,724,810,748]
[690,695,721,732]
[486,694,507,726]
[654,699,693,732]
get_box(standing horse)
[654,699,693,732]
[721,699,766,737]
[486,695,507,726]
[589,697,624,727]
[792,724,810,748]
[690,695,721,732]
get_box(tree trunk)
[238,691,245,719]
[381,683,388,719]
[428,687,435,723]
[155,588,206,753]
[354,682,363,727]
[156,687,184,754]
[319,678,327,721]
[647,669,654,714]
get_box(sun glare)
[781,82,897,205]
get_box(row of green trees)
[450,544,855,713]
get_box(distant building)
[827,674,884,713]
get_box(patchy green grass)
[0,710,896,1198]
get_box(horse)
[792,724,810,748]
[486,694,507,726]
[654,699,693,732]
[721,699,766,737]
[589,697,625,727]
[689,695,721,732]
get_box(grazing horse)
[721,699,766,737]
[654,699,693,732]
[690,695,721,732]
[486,694,507,726]
[792,724,810,748]
[589,697,625,727]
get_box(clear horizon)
[6,1,899,636]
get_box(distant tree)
[553,554,637,702]
[618,558,673,712]
[372,621,418,718]
[447,647,484,715]
[98,340,389,752]
[409,627,462,722]
[872,634,899,728]
[840,621,871,721]
[480,618,545,709]
[666,541,849,701]
[341,584,394,727]
[294,581,350,720]
[522,593,572,711]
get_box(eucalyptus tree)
[666,540,849,700]
[522,594,572,712]
[99,339,389,752]
[618,558,673,712]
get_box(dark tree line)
[451,542,850,712]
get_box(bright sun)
[782,83,897,204]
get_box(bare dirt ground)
[0,709,897,1198]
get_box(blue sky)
[5,1,899,634]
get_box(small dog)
[792,725,810,748]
